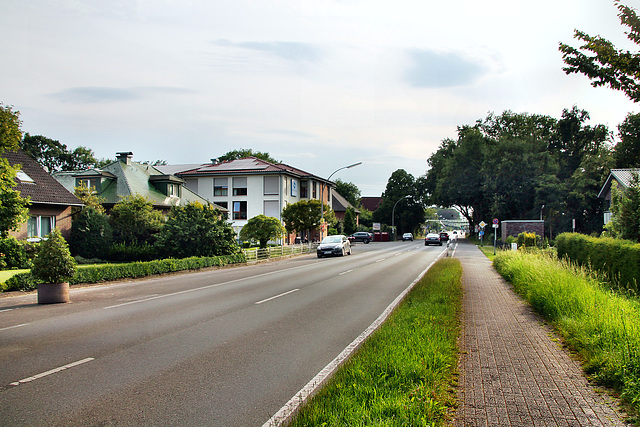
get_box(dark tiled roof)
[3,149,83,206]
[332,191,361,213]
[360,196,383,212]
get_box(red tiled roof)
[171,157,326,181]
[3,149,83,206]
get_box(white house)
[158,157,336,241]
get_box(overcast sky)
[2,0,638,196]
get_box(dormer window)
[168,183,180,197]
[76,177,100,192]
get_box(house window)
[233,177,247,196]
[214,178,228,196]
[300,180,308,198]
[216,201,228,210]
[27,216,55,239]
[312,182,317,198]
[264,176,279,195]
[291,179,298,197]
[264,200,280,218]
[16,170,34,183]
[233,201,247,220]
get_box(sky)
[1,0,639,197]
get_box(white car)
[317,235,352,258]
[402,233,413,241]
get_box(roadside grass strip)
[289,258,462,426]
[493,251,640,420]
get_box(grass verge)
[289,258,463,426]
[493,250,640,421]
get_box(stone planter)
[37,282,70,304]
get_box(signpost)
[492,218,499,254]
[478,221,486,246]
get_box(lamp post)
[391,195,411,240]
[320,162,362,240]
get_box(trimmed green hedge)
[1,253,246,292]
[555,232,640,292]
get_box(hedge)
[1,253,246,292]
[555,232,640,293]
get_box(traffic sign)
[479,221,486,228]
[493,218,499,224]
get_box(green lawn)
[289,258,463,426]
[0,269,29,285]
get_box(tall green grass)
[493,251,640,415]
[289,258,462,426]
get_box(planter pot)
[37,282,70,304]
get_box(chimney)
[116,152,133,165]
[211,158,219,165]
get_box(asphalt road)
[0,240,445,426]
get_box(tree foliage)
[335,179,361,207]
[425,109,615,236]
[0,104,30,237]
[21,133,105,172]
[70,207,113,258]
[155,202,239,257]
[615,112,640,167]
[373,169,424,236]
[218,149,280,164]
[109,195,164,245]
[342,207,357,235]
[606,176,640,242]
[281,199,335,238]
[74,184,106,213]
[559,1,640,102]
[239,214,285,248]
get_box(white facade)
[183,173,328,231]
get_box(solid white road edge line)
[262,246,448,427]
[10,357,95,386]
[255,289,299,305]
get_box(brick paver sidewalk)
[453,240,626,426]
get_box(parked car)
[425,233,442,246]
[317,235,352,258]
[350,231,372,244]
[439,231,449,242]
[402,233,413,241]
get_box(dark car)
[317,235,352,258]
[425,233,442,246]
[350,231,372,244]
[439,231,449,242]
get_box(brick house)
[4,149,83,241]
[500,220,545,241]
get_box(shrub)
[155,202,240,258]
[556,232,640,294]
[70,207,113,258]
[0,236,31,269]
[108,242,157,262]
[31,230,76,284]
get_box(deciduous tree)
[239,214,285,248]
[559,1,640,102]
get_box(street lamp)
[391,195,411,239]
[320,162,362,240]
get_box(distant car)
[350,232,372,244]
[317,235,352,258]
[425,233,442,246]
[402,233,413,241]
[439,231,449,242]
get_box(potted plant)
[32,229,76,304]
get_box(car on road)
[349,231,372,244]
[402,233,413,241]
[317,235,352,258]
[439,231,449,242]
[425,233,442,246]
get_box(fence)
[242,243,318,262]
